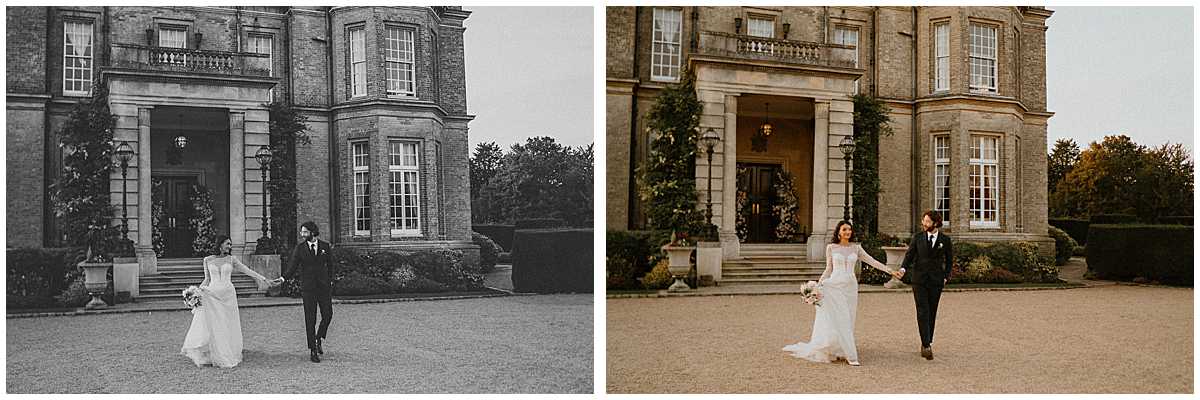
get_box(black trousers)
[911,282,944,348]
[302,291,333,350]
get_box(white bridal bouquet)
[799,280,823,307]
[182,286,203,309]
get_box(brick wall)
[6,103,47,248]
[7,7,48,94]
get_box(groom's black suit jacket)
[900,231,953,285]
[284,239,334,295]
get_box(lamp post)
[839,135,855,223]
[255,146,273,241]
[114,142,135,256]
[700,128,721,232]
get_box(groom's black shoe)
[310,349,321,363]
[316,338,324,355]
[921,346,933,360]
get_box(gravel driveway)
[8,294,593,393]
[607,285,1192,393]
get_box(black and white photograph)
[5,5,593,394]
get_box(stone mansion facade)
[607,6,1055,282]
[7,7,476,267]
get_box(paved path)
[9,294,592,393]
[607,275,1192,393]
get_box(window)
[833,26,860,93]
[970,135,999,227]
[247,34,273,101]
[159,26,187,48]
[63,20,94,96]
[388,141,421,235]
[385,26,416,96]
[352,141,371,235]
[933,135,951,225]
[747,16,774,38]
[969,23,997,93]
[349,26,366,97]
[934,23,949,92]
[651,8,682,82]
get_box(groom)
[282,221,334,363]
[898,210,953,360]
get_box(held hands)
[890,268,906,280]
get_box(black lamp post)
[839,135,855,223]
[700,128,721,234]
[115,142,135,256]
[255,146,273,241]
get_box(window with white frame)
[651,8,682,82]
[388,141,421,235]
[833,26,860,93]
[385,26,415,96]
[933,134,951,225]
[247,34,272,101]
[747,16,774,38]
[159,26,187,48]
[352,141,371,235]
[970,135,999,227]
[969,23,997,93]
[934,22,949,92]
[63,20,94,96]
[348,26,366,97]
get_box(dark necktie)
[310,243,317,256]
[929,235,935,249]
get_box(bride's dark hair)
[829,220,859,244]
[213,234,231,255]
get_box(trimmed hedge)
[1090,214,1138,224]
[1156,216,1194,226]
[7,247,88,309]
[1087,224,1193,285]
[515,218,565,230]
[1047,225,1078,265]
[1049,218,1090,245]
[606,230,671,290]
[473,224,515,251]
[512,228,593,293]
[472,232,502,273]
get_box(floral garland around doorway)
[150,178,165,257]
[189,185,216,257]
[734,166,750,242]
[772,169,808,243]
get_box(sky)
[1045,6,1194,151]
[462,6,594,152]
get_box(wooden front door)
[741,163,780,243]
[157,176,198,258]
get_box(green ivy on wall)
[50,84,119,260]
[637,70,706,236]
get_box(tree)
[1051,135,1192,221]
[480,137,594,227]
[1047,138,1081,206]
[261,100,311,254]
[637,71,706,235]
[469,142,503,223]
[1135,143,1194,220]
[51,84,119,259]
[850,93,893,237]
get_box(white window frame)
[385,26,416,97]
[747,16,774,38]
[833,26,860,94]
[158,26,187,49]
[969,134,1000,228]
[650,8,682,82]
[969,23,997,93]
[352,141,371,236]
[247,34,273,101]
[933,134,951,226]
[349,26,366,98]
[388,140,421,236]
[63,20,94,97]
[934,22,949,92]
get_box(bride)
[782,220,902,366]
[181,235,272,368]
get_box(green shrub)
[1090,214,1138,224]
[857,235,893,284]
[333,271,394,296]
[472,232,502,273]
[515,218,565,230]
[605,230,672,290]
[473,224,514,251]
[512,229,593,293]
[1047,225,1078,265]
[1073,245,1087,257]
[1049,218,1090,245]
[405,249,481,291]
[7,247,87,309]
[1087,224,1193,285]
[55,276,91,307]
[977,267,1023,283]
[952,242,986,272]
[1156,216,1193,226]
[641,259,673,290]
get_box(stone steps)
[136,258,266,302]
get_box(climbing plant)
[850,93,893,237]
[637,70,706,236]
[50,84,119,260]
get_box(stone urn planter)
[661,244,696,292]
[77,260,113,309]
[881,246,909,289]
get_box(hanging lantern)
[173,135,188,149]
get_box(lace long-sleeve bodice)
[820,244,893,283]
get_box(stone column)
[135,107,157,276]
[720,93,739,260]
[808,100,830,262]
[229,111,247,254]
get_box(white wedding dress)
[783,243,891,364]
[181,255,266,368]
